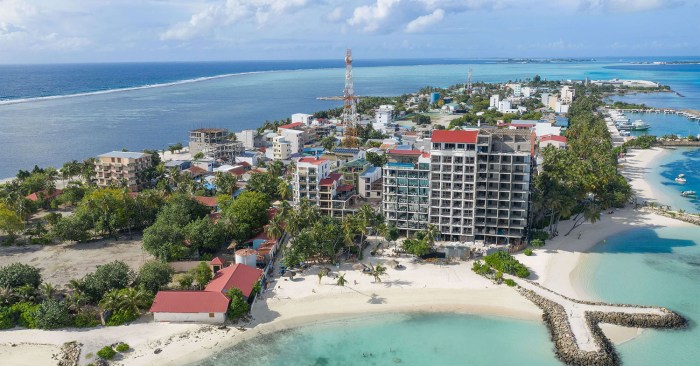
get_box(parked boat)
[675,174,686,183]
[681,190,696,197]
[619,130,631,136]
[629,120,651,131]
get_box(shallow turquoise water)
[646,147,700,213]
[621,112,700,139]
[579,227,700,365]
[195,313,561,366]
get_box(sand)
[1,146,691,365]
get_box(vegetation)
[504,279,517,287]
[0,263,42,289]
[611,101,651,110]
[365,152,387,168]
[34,299,72,329]
[412,114,431,125]
[483,251,530,278]
[226,288,249,320]
[97,346,117,360]
[524,248,533,256]
[532,91,632,237]
[136,261,174,294]
[221,191,270,244]
[115,343,130,352]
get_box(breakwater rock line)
[57,341,81,366]
[512,278,687,366]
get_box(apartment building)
[293,157,357,218]
[382,129,533,245]
[189,128,244,161]
[96,151,152,191]
[271,136,292,161]
[382,149,431,235]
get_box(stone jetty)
[511,277,687,366]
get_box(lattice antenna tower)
[342,49,358,135]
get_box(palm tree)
[119,287,152,314]
[99,290,122,312]
[265,214,284,241]
[425,224,439,246]
[39,283,55,300]
[0,287,14,305]
[277,178,291,200]
[336,273,347,287]
[370,264,387,283]
[268,160,284,177]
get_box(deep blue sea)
[0,58,699,177]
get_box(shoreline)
[0,152,693,364]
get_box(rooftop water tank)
[235,248,258,267]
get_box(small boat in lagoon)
[681,190,696,197]
[675,174,686,183]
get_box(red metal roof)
[149,291,229,313]
[205,263,263,298]
[540,134,567,143]
[194,196,218,207]
[278,122,304,130]
[431,130,478,143]
[229,167,247,176]
[298,157,328,165]
[337,184,354,192]
[319,172,342,186]
[210,257,224,266]
[387,149,423,155]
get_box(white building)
[374,105,395,133]
[539,134,567,149]
[489,94,500,109]
[236,130,258,150]
[535,122,562,137]
[150,291,229,324]
[560,86,575,104]
[280,128,305,153]
[271,136,292,160]
[292,113,314,125]
[358,166,382,200]
[521,87,534,98]
[511,84,522,97]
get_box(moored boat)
[681,190,696,197]
[675,174,686,183]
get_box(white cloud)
[405,8,444,33]
[557,0,680,12]
[161,0,314,41]
[327,6,343,22]
[347,0,400,33]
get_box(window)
[209,313,215,318]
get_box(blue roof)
[394,144,413,150]
[239,152,256,157]
[360,166,379,177]
[554,116,570,127]
[387,162,414,169]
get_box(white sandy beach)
[0,145,693,365]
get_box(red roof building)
[149,291,230,314]
[194,196,218,208]
[387,149,423,156]
[319,172,342,186]
[277,122,304,130]
[205,263,263,298]
[540,134,567,143]
[298,157,328,165]
[431,130,478,143]
[25,189,62,202]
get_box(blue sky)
[0,0,698,63]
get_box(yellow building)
[96,151,152,191]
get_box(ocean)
[647,147,700,213]
[1,58,700,177]
[577,227,700,365]
[193,313,561,366]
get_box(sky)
[0,0,698,63]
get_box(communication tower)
[342,49,359,147]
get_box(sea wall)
[658,141,700,147]
[57,341,81,366]
[642,207,700,226]
[516,283,687,366]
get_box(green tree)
[184,217,227,254]
[336,273,347,287]
[225,288,249,319]
[222,191,270,242]
[320,136,337,151]
[78,261,134,303]
[246,172,281,201]
[369,264,387,283]
[0,203,24,240]
[137,261,174,294]
[214,172,238,196]
[34,299,72,329]
[190,262,213,290]
[365,152,387,168]
[412,114,431,125]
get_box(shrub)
[531,231,549,242]
[105,309,139,326]
[484,251,531,279]
[226,288,249,320]
[524,248,533,256]
[96,346,116,360]
[471,261,492,276]
[73,309,101,328]
[530,239,545,248]
[115,343,130,352]
[0,307,14,329]
[35,299,72,329]
[504,279,516,287]
[0,263,42,289]
[10,301,38,328]
[79,261,134,303]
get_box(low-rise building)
[189,128,244,161]
[96,151,152,191]
[539,134,567,149]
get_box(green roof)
[342,158,370,168]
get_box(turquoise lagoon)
[646,147,700,213]
[577,227,700,365]
[194,313,561,366]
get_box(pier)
[613,108,700,121]
[511,277,687,366]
